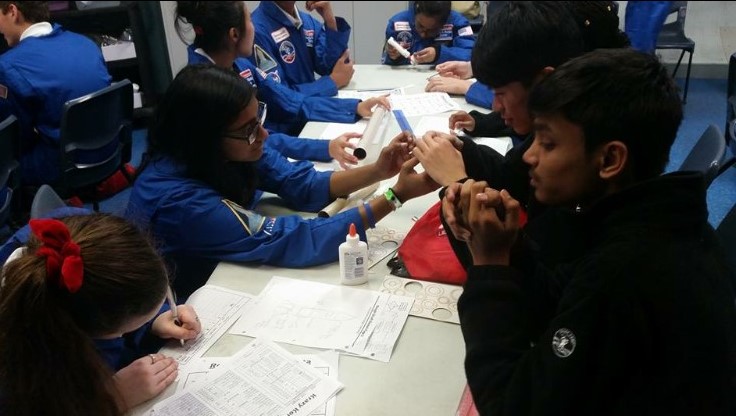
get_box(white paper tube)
[354,106,388,164]
[387,37,411,59]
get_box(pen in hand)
[166,285,185,347]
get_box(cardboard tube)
[318,183,380,218]
[354,106,388,164]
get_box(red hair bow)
[29,219,84,293]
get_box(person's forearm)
[329,164,384,198]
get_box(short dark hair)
[175,1,246,53]
[529,49,683,180]
[472,1,584,88]
[146,64,258,206]
[0,1,49,23]
[414,1,451,23]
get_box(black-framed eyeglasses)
[224,101,267,145]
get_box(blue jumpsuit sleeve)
[266,131,331,162]
[382,17,410,66]
[313,16,352,76]
[256,71,361,124]
[0,65,35,142]
[256,146,333,211]
[159,190,366,268]
[294,75,338,98]
[465,81,494,109]
[625,1,672,54]
[436,15,475,64]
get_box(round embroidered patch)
[396,31,414,50]
[551,328,576,358]
[279,40,296,64]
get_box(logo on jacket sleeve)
[458,25,473,37]
[222,199,268,236]
[254,44,279,73]
[238,69,256,86]
[435,24,454,41]
[552,328,576,358]
[279,40,296,64]
[303,29,314,47]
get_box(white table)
[133,65,490,416]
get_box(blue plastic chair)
[0,115,20,227]
[678,124,731,187]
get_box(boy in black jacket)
[454,48,736,415]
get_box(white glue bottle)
[339,223,368,285]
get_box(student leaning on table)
[452,48,736,416]
[126,65,438,299]
[0,214,202,415]
[383,1,475,66]
[176,1,388,140]
[414,2,630,268]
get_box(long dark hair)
[0,214,169,416]
[175,1,246,53]
[144,64,258,206]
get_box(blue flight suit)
[126,149,365,298]
[625,1,672,54]
[250,1,351,98]
[466,81,494,109]
[0,24,112,185]
[382,9,475,65]
[188,46,363,136]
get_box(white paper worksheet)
[228,276,414,362]
[389,92,461,117]
[151,339,343,416]
[158,285,254,367]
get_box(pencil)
[166,285,185,347]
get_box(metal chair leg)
[683,49,693,104]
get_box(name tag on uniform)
[436,24,454,41]
[394,21,411,31]
[271,27,290,43]
[458,25,473,37]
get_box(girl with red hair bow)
[0,214,201,415]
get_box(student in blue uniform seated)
[250,1,353,98]
[126,65,438,299]
[451,48,736,416]
[0,214,202,415]
[0,1,112,185]
[383,1,475,66]
[176,1,389,141]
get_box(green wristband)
[384,188,403,210]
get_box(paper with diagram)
[389,92,460,117]
[151,339,342,416]
[228,276,413,362]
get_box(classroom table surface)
[132,64,495,416]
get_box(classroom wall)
[160,1,736,79]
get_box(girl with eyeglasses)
[176,0,387,150]
[127,65,439,299]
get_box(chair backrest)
[660,1,688,38]
[678,124,728,187]
[58,79,133,193]
[0,115,20,226]
[30,184,67,220]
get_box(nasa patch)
[552,328,576,358]
[279,40,296,64]
[436,24,454,41]
[396,31,414,50]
